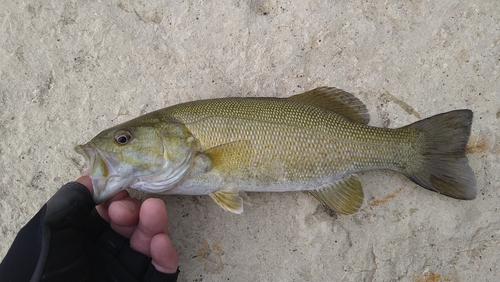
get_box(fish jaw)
[74,144,131,203]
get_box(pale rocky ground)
[1,1,499,281]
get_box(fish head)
[75,119,199,203]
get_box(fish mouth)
[74,144,124,203]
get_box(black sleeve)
[0,182,179,282]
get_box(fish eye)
[114,131,132,145]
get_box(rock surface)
[1,1,499,281]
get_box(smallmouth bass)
[75,87,476,214]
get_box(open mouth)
[75,144,110,178]
[74,144,118,203]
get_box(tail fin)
[405,110,476,200]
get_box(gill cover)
[130,121,200,194]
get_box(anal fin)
[210,188,250,214]
[307,175,364,215]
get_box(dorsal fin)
[289,87,370,124]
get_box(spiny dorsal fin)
[210,188,250,214]
[289,87,370,124]
[307,174,364,215]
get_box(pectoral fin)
[203,140,254,168]
[307,175,364,215]
[210,188,250,214]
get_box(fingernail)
[119,200,136,213]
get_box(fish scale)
[161,99,414,179]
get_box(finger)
[150,233,179,274]
[129,198,168,257]
[75,172,132,221]
[107,198,142,238]
[95,204,111,222]
[75,175,93,195]
[105,189,130,204]
[96,190,130,222]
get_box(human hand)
[76,175,179,273]
[0,175,179,282]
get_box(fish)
[75,87,476,214]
